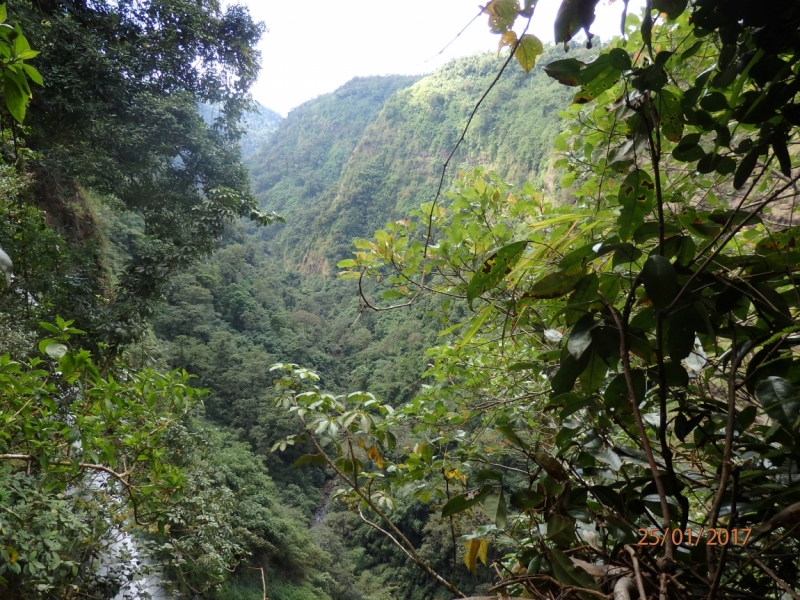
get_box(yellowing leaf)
[514,34,543,73]
[464,538,488,575]
[499,30,517,50]
[367,445,385,468]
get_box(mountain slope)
[250,48,592,269]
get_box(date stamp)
[636,527,751,547]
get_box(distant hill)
[240,104,283,157]
[198,102,283,157]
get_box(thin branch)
[750,554,800,600]
[604,300,673,551]
[425,9,484,63]
[625,545,648,600]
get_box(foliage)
[275,2,800,599]
[0,2,42,123]
[0,0,279,352]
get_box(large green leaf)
[467,241,528,308]
[3,70,27,123]
[554,0,601,46]
[579,349,608,393]
[617,169,655,241]
[528,268,586,299]
[551,351,590,395]
[483,489,508,528]
[653,0,688,20]
[510,489,544,510]
[546,514,575,548]
[544,58,585,86]
[657,88,684,142]
[564,273,599,326]
[604,370,646,410]
[441,485,493,518]
[578,54,622,101]
[641,255,677,309]
[567,313,597,359]
[756,377,800,429]
[667,306,698,363]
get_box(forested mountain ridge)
[248,48,590,270]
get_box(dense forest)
[2,1,800,600]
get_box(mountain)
[240,104,284,157]
[248,47,590,271]
[199,102,284,157]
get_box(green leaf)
[756,377,800,428]
[551,351,590,395]
[45,343,68,360]
[3,70,27,123]
[681,40,703,60]
[667,306,698,362]
[567,314,597,360]
[554,0,599,46]
[21,63,43,87]
[496,424,529,450]
[484,489,507,528]
[734,151,758,190]
[467,241,527,308]
[510,489,544,510]
[699,92,729,112]
[527,268,586,299]
[546,514,575,547]
[633,222,679,244]
[564,273,599,326]
[657,88,684,142]
[441,485,492,518]
[292,453,328,468]
[617,169,655,241]
[579,350,607,393]
[515,34,544,73]
[544,58,585,86]
[641,255,677,309]
[579,54,621,101]
[608,48,632,71]
[604,370,646,410]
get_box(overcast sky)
[237,0,646,116]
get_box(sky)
[237,0,646,116]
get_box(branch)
[603,302,673,559]
[0,454,132,488]
[706,331,743,586]
[625,545,648,600]
[667,173,800,314]
[750,554,800,600]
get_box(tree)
[2,0,280,350]
[276,1,800,598]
